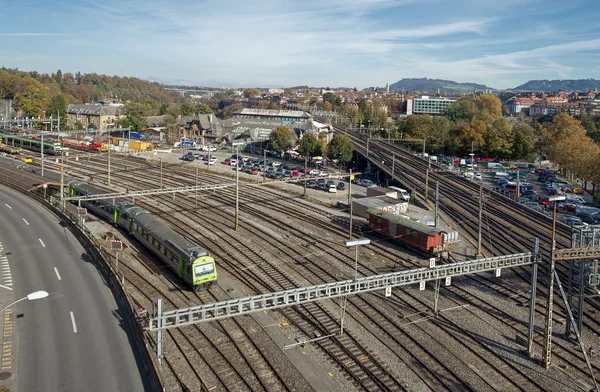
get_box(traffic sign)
[110,240,123,251]
[77,208,87,216]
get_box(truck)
[486,162,505,170]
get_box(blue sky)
[1,0,599,89]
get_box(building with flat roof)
[234,108,312,122]
[406,96,457,115]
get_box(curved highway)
[0,185,149,391]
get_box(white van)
[494,172,512,182]
[387,186,410,202]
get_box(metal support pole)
[528,237,539,357]
[340,297,347,335]
[433,278,441,316]
[157,299,163,367]
[434,181,439,228]
[554,270,599,390]
[543,202,559,368]
[425,169,429,203]
[422,139,426,155]
[366,138,369,158]
[235,145,239,231]
[354,245,359,280]
[208,147,211,172]
[159,158,163,188]
[107,137,111,186]
[263,150,266,182]
[41,130,44,177]
[195,168,198,209]
[349,169,353,239]
[577,260,586,334]
[392,155,395,177]
[303,156,307,196]
[566,259,574,338]
[115,250,119,271]
[478,184,483,257]
[516,169,521,203]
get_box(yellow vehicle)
[22,157,32,163]
[573,188,584,194]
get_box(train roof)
[367,208,447,237]
[126,207,208,257]
[71,181,131,205]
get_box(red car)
[291,170,300,178]
[250,168,258,175]
[224,159,231,165]
[538,198,552,208]
[557,203,577,213]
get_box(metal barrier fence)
[0,171,165,392]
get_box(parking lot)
[459,163,598,226]
[146,149,368,205]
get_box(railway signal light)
[110,240,123,251]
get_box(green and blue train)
[0,133,62,155]
[69,181,218,289]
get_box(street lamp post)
[232,140,245,231]
[543,194,566,368]
[345,238,371,280]
[0,290,49,316]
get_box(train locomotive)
[0,133,62,155]
[69,181,218,289]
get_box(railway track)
[22,148,597,390]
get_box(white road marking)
[22,218,29,226]
[70,311,78,333]
[4,204,11,209]
[39,239,45,248]
[54,267,61,281]
[0,284,12,291]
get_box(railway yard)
[2,127,600,392]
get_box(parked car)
[561,216,585,226]
[306,179,317,187]
[361,179,377,188]
[474,173,482,181]
[557,203,577,213]
[207,157,217,165]
[182,152,195,161]
[283,170,292,178]
[250,168,259,175]
[272,161,282,167]
[317,179,326,189]
[309,169,320,176]
[230,159,238,166]
[337,182,346,190]
[291,170,300,178]
[577,213,599,224]
[318,171,328,177]
[223,158,231,165]
[328,184,337,193]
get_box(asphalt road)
[0,185,148,391]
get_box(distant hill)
[512,79,600,92]
[389,78,492,93]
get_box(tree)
[539,112,586,159]
[511,123,536,160]
[444,97,476,123]
[180,102,197,115]
[475,94,502,124]
[322,101,333,111]
[46,94,68,129]
[122,102,151,131]
[243,88,260,98]
[484,118,513,158]
[328,134,354,164]
[54,69,63,84]
[461,119,486,153]
[298,132,321,157]
[269,126,293,154]
[14,77,48,117]
[323,92,342,108]
[223,102,244,119]
[159,103,169,115]
[197,103,213,114]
